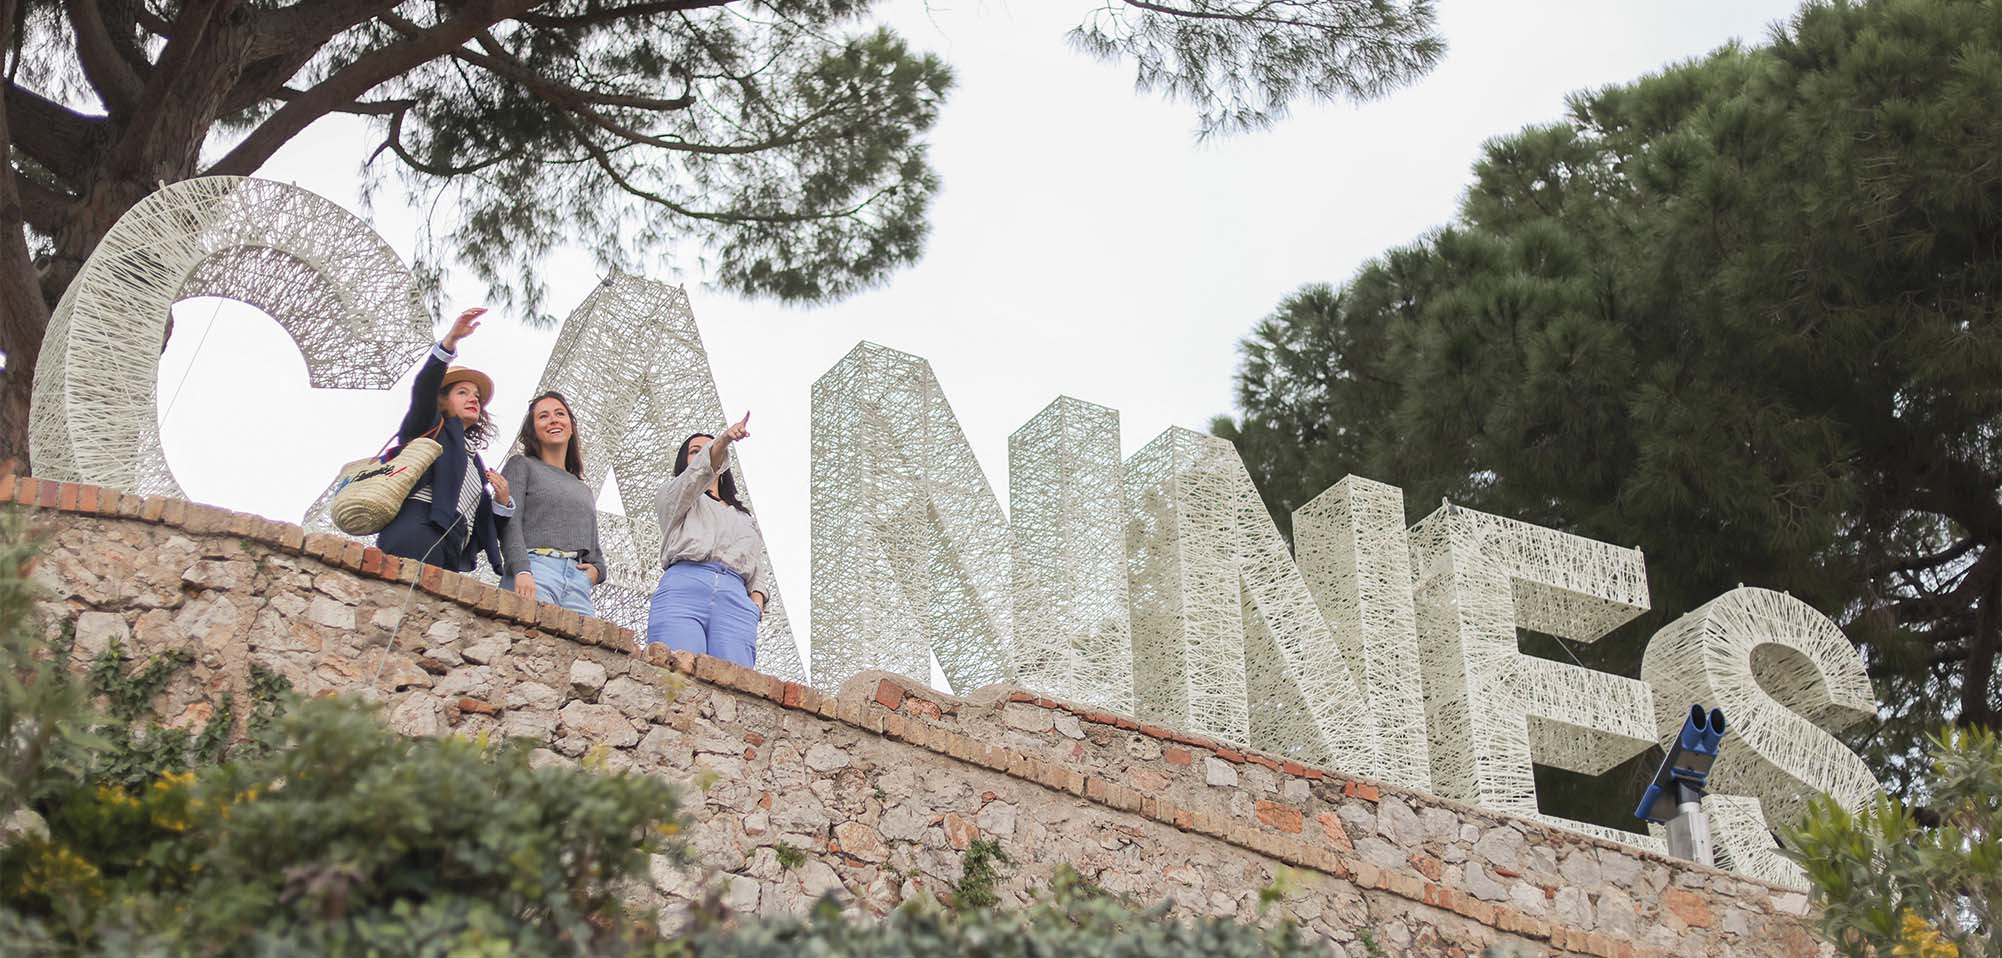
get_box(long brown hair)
[515,391,586,478]
[675,433,748,513]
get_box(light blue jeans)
[527,553,595,616]
[646,561,759,667]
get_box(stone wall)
[7,477,1825,958]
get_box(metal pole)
[1665,799,1713,868]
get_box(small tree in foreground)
[675,867,1332,958]
[1,696,694,955]
[1786,726,2001,958]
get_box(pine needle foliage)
[1217,0,2002,810]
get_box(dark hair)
[516,391,586,478]
[674,432,749,513]
[437,382,494,450]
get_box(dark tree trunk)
[0,0,237,474]
[0,0,48,474]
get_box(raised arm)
[398,308,485,442]
[653,444,718,530]
[653,412,750,528]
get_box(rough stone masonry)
[7,477,1828,958]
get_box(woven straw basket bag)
[329,436,444,535]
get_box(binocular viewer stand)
[1635,705,1728,868]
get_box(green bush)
[674,867,1330,958]
[1786,726,2000,958]
[2,696,691,955]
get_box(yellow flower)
[150,770,196,796]
[1890,911,1959,958]
[653,822,682,837]
[95,784,139,807]
[15,842,105,900]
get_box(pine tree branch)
[1116,0,1378,34]
[551,105,894,225]
[450,38,826,158]
[1872,538,1979,578]
[271,86,416,116]
[368,103,513,175]
[246,0,408,58]
[455,34,696,113]
[3,85,103,184]
[515,0,733,30]
[106,0,237,175]
[203,0,538,177]
[227,0,406,119]
[63,0,148,113]
[0,0,55,335]
[446,24,859,158]
[11,172,72,234]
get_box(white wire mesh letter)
[1010,398,1133,713]
[30,176,431,494]
[810,343,1011,692]
[1292,477,1431,792]
[1641,586,1880,886]
[1125,428,1382,775]
[1408,503,1660,846]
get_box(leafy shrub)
[952,837,1012,910]
[1786,726,2000,958]
[676,867,1331,958]
[3,697,691,954]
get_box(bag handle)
[379,417,446,459]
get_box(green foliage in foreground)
[1787,726,2001,958]
[0,518,1347,957]
[2,697,691,955]
[672,868,1328,958]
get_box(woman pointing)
[645,412,768,668]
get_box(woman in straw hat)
[376,307,514,574]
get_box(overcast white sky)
[154,0,1805,668]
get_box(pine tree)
[1219,0,2002,807]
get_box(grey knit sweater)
[498,456,608,584]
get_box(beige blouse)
[653,448,769,600]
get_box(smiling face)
[442,381,483,425]
[531,396,573,452]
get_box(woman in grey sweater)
[500,392,607,615]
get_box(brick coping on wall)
[6,476,1814,958]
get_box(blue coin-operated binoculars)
[1635,705,1727,867]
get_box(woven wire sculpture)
[809,343,1012,692]
[1292,476,1432,792]
[30,176,431,494]
[1408,502,1662,847]
[1642,586,1881,884]
[1125,428,1383,776]
[1009,398,1134,713]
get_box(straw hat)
[440,366,494,405]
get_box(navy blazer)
[391,345,505,574]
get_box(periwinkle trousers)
[646,561,759,667]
